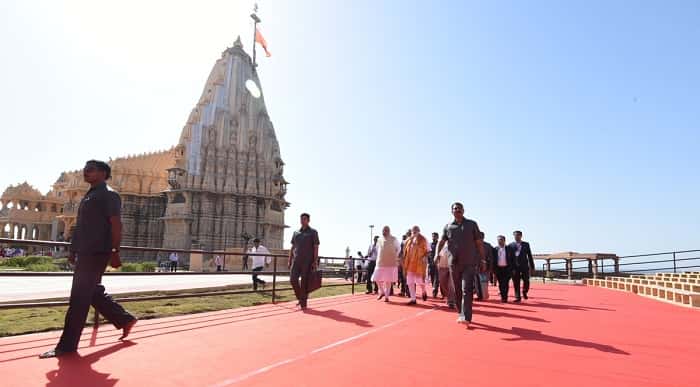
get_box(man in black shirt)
[288,213,320,310]
[40,160,137,358]
[435,202,485,327]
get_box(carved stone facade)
[163,37,288,252]
[0,37,288,260]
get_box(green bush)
[141,262,157,272]
[0,256,54,267]
[25,263,61,272]
[119,263,142,272]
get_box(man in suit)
[475,232,493,300]
[492,235,515,302]
[510,230,535,302]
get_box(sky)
[1,0,699,261]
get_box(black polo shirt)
[71,182,121,256]
[291,226,320,262]
[442,218,481,267]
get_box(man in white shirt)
[169,252,179,272]
[214,255,223,272]
[365,236,379,294]
[493,235,514,302]
[435,243,455,309]
[250,238,271,290]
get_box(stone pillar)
[50,219,59,241]
[566,259,573,280]
[614,258,620,273]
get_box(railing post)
[673,252,677,273]
[272,256,278,304]
[351,258,355,295]
[542,263,545,284]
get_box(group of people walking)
[38,160,531,359]
[354,202,536,327]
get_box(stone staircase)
[583,272,700,308]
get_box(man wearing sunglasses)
[40,160,137,358]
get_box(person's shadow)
[472,322,629,355]
[302,309,372,327]
[45,341,136,387]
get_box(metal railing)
[0,238,371,324]
[541,249,700,282]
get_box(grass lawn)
[0,284,355,337]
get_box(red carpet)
[1,283,698,387]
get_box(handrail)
[0,238,373,320]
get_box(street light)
[369,225,374,242]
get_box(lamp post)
[369,225,374,242]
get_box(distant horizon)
[1,0,698,257]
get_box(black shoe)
[407,300,417,305]
[39,348,72,359]
[513,298,522,303]
[501,298,508,303]
[448,304,456,310]
[365,291,373,295]
[422,293,428,301]
[119,318,138,340]
[523,293,529,300]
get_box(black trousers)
[242,257,249,270]
[290,258,313,307]
[450,264,476,322]
[356,265,364,283]
[366,260,377,293]
[494,266,511,301]
[512,267,530,299]
[169,261,177,272]
[429,264,439,296]
[397,266,408,295]
[252,266,265,290]
[474,272,484,300]
[57,256,134,352]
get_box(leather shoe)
[119,318,138,340]
[39,349,72,359]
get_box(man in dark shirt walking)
[288,213,320,310]
[435,202,485,327]
[40,160,137,358]
[510,230,535,302]
[429,232,440,298]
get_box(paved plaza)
[0,273,292,303]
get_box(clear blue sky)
[1,0,698,258]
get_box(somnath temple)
[0,37,289,258]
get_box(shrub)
[0,256,54,267]
[140,262,157,272]
[25,263,61,272]
[119,263,142,272]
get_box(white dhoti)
[406,272,427,301]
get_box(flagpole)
[251,9,260,69]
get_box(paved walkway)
[0,274,292,302]
[1,284,698,386]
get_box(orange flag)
[255,28,271,57]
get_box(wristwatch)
[111,248,119,253]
